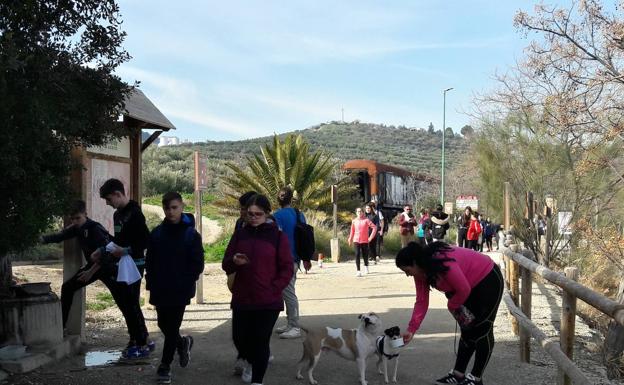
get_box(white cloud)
[117,66,259,137]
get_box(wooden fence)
[501,247,624,385]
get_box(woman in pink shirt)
[348,207,377,277]
[395,242,503,385]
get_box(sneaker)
[241,363,252,383]
[178,335,193,368]
[279,327,301,339]
[121,340,136,358]
[356,271,362,277]
[125,345,151,359]
[157,363,172,384]
[274,324,289,334]
[364,266,369,275]
[147,340,156,352]
[234,358,246,375]
[458,374,482,385]
[436,371,464,384]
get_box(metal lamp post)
[441,87,454,205]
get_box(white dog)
[375,326,403,383]
[296,312,383,385]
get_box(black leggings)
[156,305,186,365]
[454,264,503,378]
[354,243,369,270]
[457,228,468,248]
[232,309,279,383]
[368,237,378,258]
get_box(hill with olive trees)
[142,121,471,196]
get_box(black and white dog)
[375,326,403,383]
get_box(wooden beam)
[503,248,624,327]
[502,290,592,385]
[141,130,163,152]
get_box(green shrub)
[87,292,116,311]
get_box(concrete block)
[0,336,81,374]
[0,353,52,373]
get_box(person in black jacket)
[41,200,117,328]
[430,204,450,242]
[146,192,204,384]
[92,178,151,358]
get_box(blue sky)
[116,0,544,142]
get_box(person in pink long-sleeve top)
[348,207,377,276]
[395,242,503,385]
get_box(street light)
[441,87,454,205]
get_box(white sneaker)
[356,271,362,277]
[364,266,369,275]
[274,324,289,334]
[279,327,301,339]
[234,358,246,375]
[242,363,252,383]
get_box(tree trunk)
[605,273,624,379]
[0,255,13,298]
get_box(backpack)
[416,222,425,238]
[293,208,315,261]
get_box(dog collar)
[376,336,399,360]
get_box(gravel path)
[7,251,622,385]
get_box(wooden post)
[510,259,520,335]
[558,267,578,385]
[194,151,205,304]
[330,185,340,262]
[520,265,532,362]
[504,182,511,232]
[65,147,86,337]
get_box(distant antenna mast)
[341,107,344,122]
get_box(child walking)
[146,192,205,384]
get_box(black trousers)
[457,228,468,248]
[368,237,378,258]
[61,265,117,327]
[354,243,369,270]
[467,239,479,251]
[376,235,383,256]
[454,264,503,378]
[117,266,149,346]
[156,305,186,365]
[61,265,148,346]
[232,309,279,384]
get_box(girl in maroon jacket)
[222,194,293,385]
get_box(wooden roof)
[123,89,176,131]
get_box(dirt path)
[141,204,222,244]
[7,252,621,385]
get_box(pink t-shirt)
[407,246,494,334]
[348,217,377,244]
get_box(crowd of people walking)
[48,183,505,385]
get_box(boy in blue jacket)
[146,192,205,384]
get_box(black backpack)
[293,208,315,261]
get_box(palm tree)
[223,134,349,209]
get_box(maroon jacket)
[222,221,293,311]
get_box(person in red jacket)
[222,194,294,385]
[466,212,482,251]
[399,205,416,247]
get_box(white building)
[158,136,180,147]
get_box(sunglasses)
[247,211,266,217]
